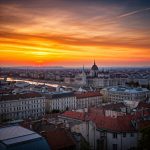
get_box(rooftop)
[0,125,50,150]
[101,102,126,111]
[60,111,85,121]
[0,92,43,101]
[46,92,75,99]
[0,126,35,141]
[89,113,136,133]
[137,101,150,109]
[104,86,149,93]
[60,108,150,133]
[43,128,76,150]
[75,91,102,99]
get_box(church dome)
[91,60,98,71]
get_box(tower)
[90,60,99,77]
[82,65,87,85]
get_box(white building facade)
[59,111,138,150]
[75,92,102,109]
[88,77,128,88]
[46,92,76,112]
[0,92,46,122]
[101,86,149,102]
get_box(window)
[130,133,134,137]
[113,144,117,150]
[123,133,126,137]
[97,139,101,150]
[113,133,117,139]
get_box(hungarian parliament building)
[64,61,128,88]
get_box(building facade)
[101,86,149,102]
[59,111,139,150]
[64,61,128,88]
[46,92,76,112]
[87,77,128,88]
[75,91,102,109]
[0,92,45,122]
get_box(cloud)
[118,7,150,18]
[0,1,150,66]
[0,30,150,50]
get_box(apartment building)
[75,91,102,109]
[46,92,76,112]
[0,92,45,122]
[101,86,149,102]
[59,108,150,150]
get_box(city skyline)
[0,0,150,67]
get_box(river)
[5,77,66,88]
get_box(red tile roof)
[75,91,102,99]
[43,128,76,150]
[61,111,136,132]
[89,113,136,132]
[61,111,85,121]
[0,89,13,95]
[137,101,150,109]
[89,107,105,116]
[102,102,126,111]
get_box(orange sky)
[0,0,150,67]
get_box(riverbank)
[1,76,81,90]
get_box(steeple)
[94,60,96,65]
[91,60,98,77]
[82,65,85,75]
[91,60,98,71]
[81,64,86,85]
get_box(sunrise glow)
[0,0,150,67]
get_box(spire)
[91,60,98,71]
[82,65,85,73]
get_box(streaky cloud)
[118,7,150,18]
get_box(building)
[74,66,87,85]
[0,125,50,150]
[127,72,150,87]
[58,109,150,150]
[87,76,128,88]
[46,92,76,112]
[90,60,99,77]
[101,86,149,102]
[75,91,102,109]
[64,77,75,85]
[0,92,46,122]
[96,102,127,118]
[43,128,76,150]
[64,61,128,88]
[58,101,150,150]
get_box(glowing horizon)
[0,0,150,67]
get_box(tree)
[138,126,150,150]
[80,139,91,150]
[66,106,69,111]
[51,109,60,113]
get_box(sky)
[0,0,150,67]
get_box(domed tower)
[90,60,99,77]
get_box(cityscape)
[0,0,150,150]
